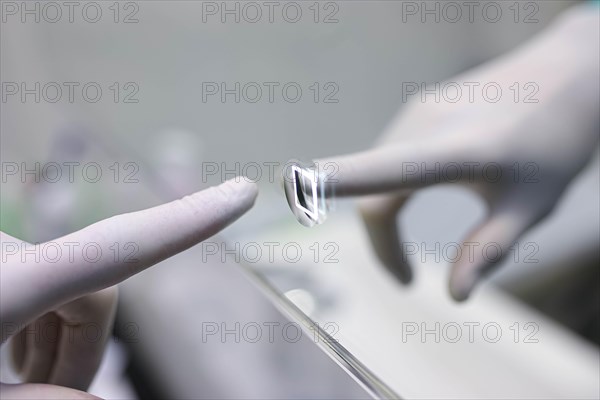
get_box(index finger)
[1,178,257,339]
[315,137,481,197]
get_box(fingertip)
[398,266,413,284]
[449,286,470,302]
[187,178,258,221]
[449,270,477,302]
[386,262,413,285]
[221,177,259,207]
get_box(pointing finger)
[1,178,258,340]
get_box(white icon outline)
[291,165,319,221]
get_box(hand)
[1,178,258,399]
[316,5,599,301]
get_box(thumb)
[0,383,99,399]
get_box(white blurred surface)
[240,207,599,398]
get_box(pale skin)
[316,4,599,301]
[1,4,598,399]
[1,179,258,398]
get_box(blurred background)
[1,1,598,398]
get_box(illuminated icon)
[292,164,319,221]
[283,160,332,227]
